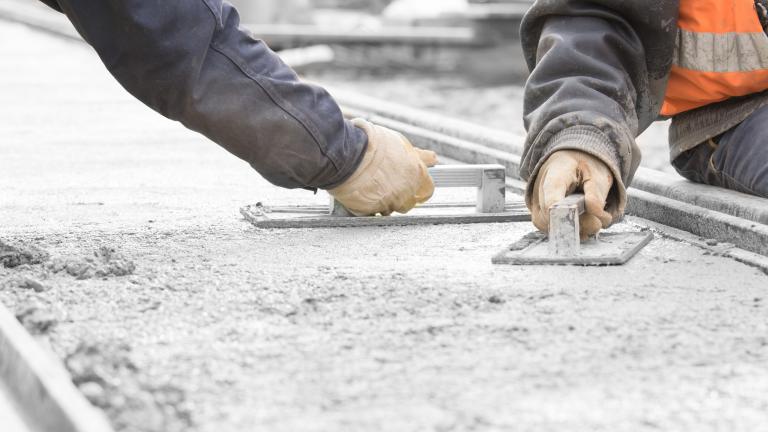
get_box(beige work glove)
[328,118,438,216]
[529,149,615,240]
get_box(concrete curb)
[626,189,768,257]
[632,167,768,224]
[0,305,114,432]
[627,216,768,275]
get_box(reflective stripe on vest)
[661,0,768,116]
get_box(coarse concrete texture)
[3,21,768,432]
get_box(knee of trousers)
[712,105,768,196]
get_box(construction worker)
[36,0,437,216]
[522,0,768,239]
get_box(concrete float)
[241,164,531,228]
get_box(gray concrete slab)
[3,20,768,432]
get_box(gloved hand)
[529,149,615,239]
[329,118,438,216]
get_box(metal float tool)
[493,194,653,265]
[241,164,530,228]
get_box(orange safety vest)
[661,0,768,116]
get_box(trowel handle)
[427,165,506,214]
[549,194,586,256]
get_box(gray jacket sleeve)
[520,1,678,217]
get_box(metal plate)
[492,231,654,266]
[241,201,530,229]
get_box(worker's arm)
[45,0,435,214]
[519,1,677,235]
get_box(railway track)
[1,3,768,430]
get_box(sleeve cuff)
[524,126,628,220]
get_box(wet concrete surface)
[3,21,768,432]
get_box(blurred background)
[229,0,528,80]
[228,0,532,149]
[227,0,672,172]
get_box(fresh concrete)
[2,21,768,432]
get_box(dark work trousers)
[672,104,768,198]
[38,0,367,190]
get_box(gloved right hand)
[328,118,438,216]
[529,149,615,239]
